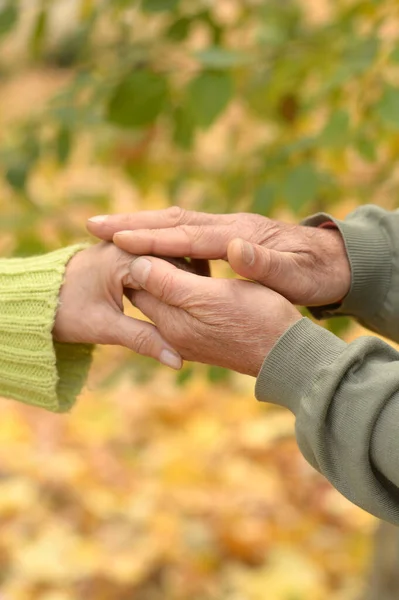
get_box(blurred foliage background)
[1,0,399,598]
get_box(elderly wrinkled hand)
[124,255,301,377]
[87,207,351,307]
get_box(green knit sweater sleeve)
[0,245,94,413]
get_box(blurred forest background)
[1,0,399,598]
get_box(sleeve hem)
[54,341,94,413]
[302,211,392,322]
[255,318,347,412]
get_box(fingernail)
[130,257,152,287]
[88,215,109,223]
[114,230,131,237]
[160,349,182,370]
[241,240,255,265]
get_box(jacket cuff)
[0,245,93,413]
[255,318,346,412]
[302,212,392,321]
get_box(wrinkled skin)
[124,255,301,377]
[87,207,351,306]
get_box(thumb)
[227,238,300,303]
[106,312,182,370]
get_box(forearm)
[304,205,399,341]
[0,246,93,412]
[256,318,399,524]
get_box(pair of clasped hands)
[53,208,351,378]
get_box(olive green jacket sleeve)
[0,246,93,413]
[256,205,399,524]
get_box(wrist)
[53,249,89,343]
[320,227,351,304]
[255,317,346,407]
[250,311,302,378]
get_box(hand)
[123,255,302,377]
[53,242,182,370]
[87,207,351,306]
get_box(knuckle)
[175,318,192,340]
[257,221,280,247]
[114,247,130,266]
[103,241,128,267]
[192,224,206,241]
[119,213,135,226]
[265,255,282,279]
[241,212,259,225]
[95,240,114,260]
[158,271,175,302]
[134,328,153,355]
[174,324,195,350]
[186,224,206,251]
[234,212,252,229]
[177,226,195,255]
[166,205,186,225]
[235,213,264,241]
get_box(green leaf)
[326,316,352,337]
[323,37,379,91]
[195,47,250,69]
[355,135,377,162]
[167,17,191,41]
[0,4,18,38]
[176,366,194,386]
[251,184,276,215]
[375,85,399,129]
[29,7,48,59]
[245,76,272,119]
[56,127,72,165]
[278,136,317,159]
[282,164,320,213]
[344,37,379,75]
[257,2,302,46]
[142,0,179,12]
[46,28,88,68]
[5,160,31,192]
[257,22,290,47]
[24,134,41,163]
[390,47,399,64]
[207,366,230,383]
[13,234,48,258]
[188,71,233,129]
[173,105,195,149]
[107,70,169,128]
[319,110,350,148]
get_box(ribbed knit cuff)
[302,212,392,321]
[255,318,347,413]
[0,245,93,413]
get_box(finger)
[112,225,239,259]
[130,289,181,326]
[87,207,232,241]
[107,312,182,370]
[125,256,213,307]
[227,238,301,303]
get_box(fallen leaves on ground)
[0,345,375,600]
